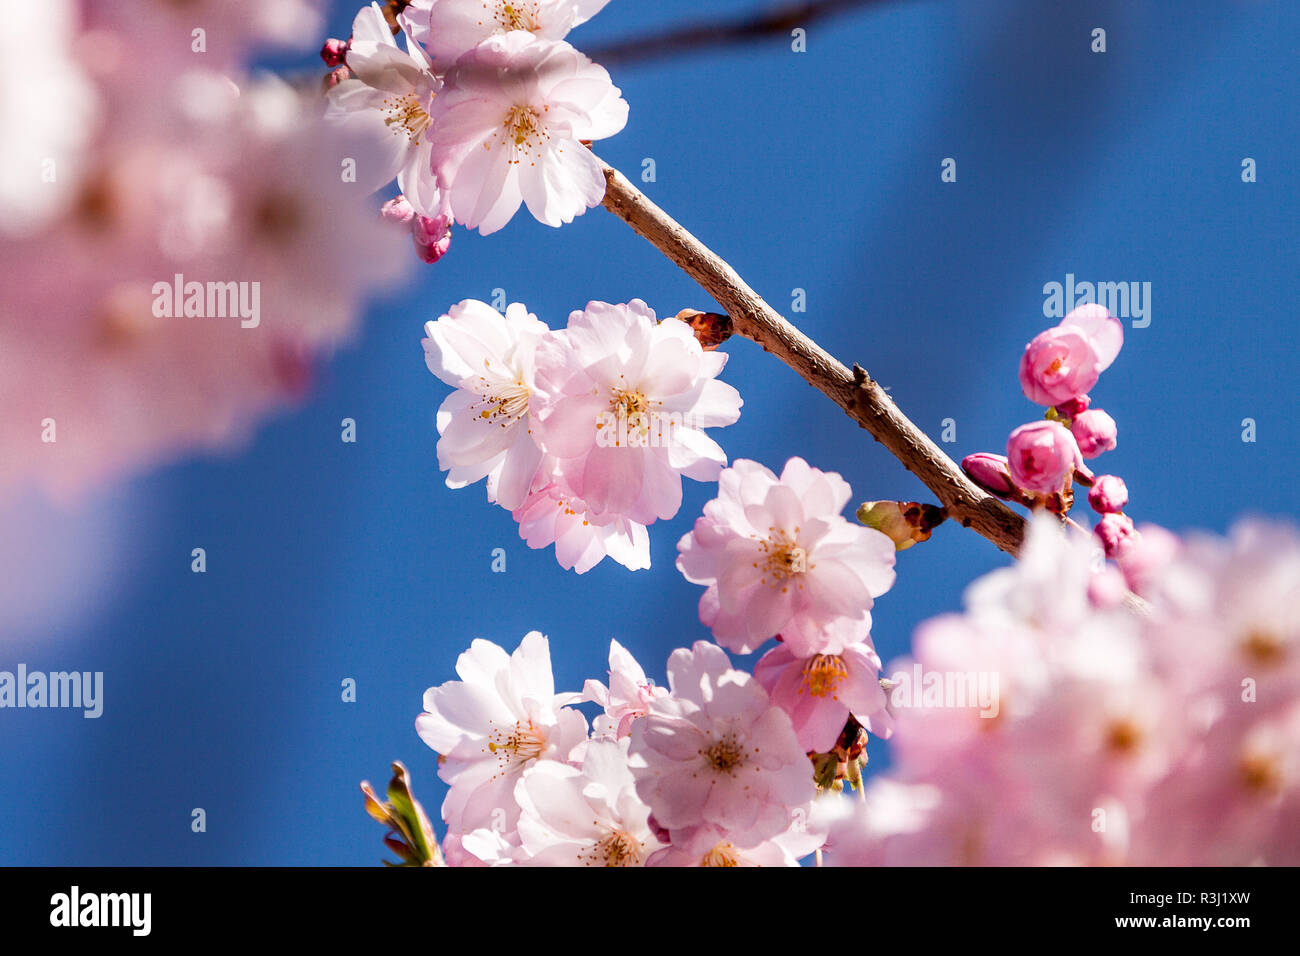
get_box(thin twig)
[597,159,1028,557]
[585,0,894,67]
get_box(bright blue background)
[3,0,1297,864]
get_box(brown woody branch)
[597,159,1028,556]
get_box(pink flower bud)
[961,452,1018,498]
[321,38,350,68]
[323,66,350,90]
[412,213,452,264]
[1006,421,1081,496]
[1070,408,1117,458]
[1054,394,1090,419]
[380,195,416,226]
[1088,474,1128,514]
[1094,512,1137,560]
[1018,305,1123,407]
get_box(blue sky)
[2,0,1297,864]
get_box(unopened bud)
[1094,512,1137,560]
[321,38,350,68]
[380,195,416,226]
[1054,394,1091,420]
[961,452,1017,499]
[856,500,946,551]
[674,309,732,351]
[1071,408,1117,459]
[1088,474,1128,514]
[412,213,452,264]
[807,716,869,792]
[322,66,350,91]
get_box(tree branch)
[597,159,1027,557]
[584,0,896,67]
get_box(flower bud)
[413,213,452,264]
[1094,512,1137,560]
[321,38,350,68]
[380,195,416,226]
[674,309,732,351]
[1088,474,1128,514]
[322,66,350,91]
[1054,394,1091,420]
[962,452,1018,498]
[1007,420,1082,496]
[1071,408,1118,458]
[856,500,946,551]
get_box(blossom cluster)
[414,454,905,865]
[416,632,822,865]
[1,0,407,499]
[962,305,1160,595]
[325,0,627,239]
[820,514,1300,866]
[421,297,743,571]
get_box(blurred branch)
[597,158,1029,557]
[585,0,894,67]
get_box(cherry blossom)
[0,75,405,499]
[1019,304,1123,407]
[531,299,742,525]
[514,739,665,866]
[421,299,551,511]
[427,32,627,234]
[627,641,815,846]
[415,632,588,834]
[676,457,897,655]
[325,2,446,217]
[402,0,613,69]
[583,640,668,739]
[754,634,893,753]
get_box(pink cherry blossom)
[628,641,815,846]
[421,299,550,510]
[427,32,627,234]
[324,2,446,217]
[402,0,613,69]
[1006,420,1081,496]
[1019,305,1124,406]
[754,635,893,752]
[0,75,405,499]
[415,632,588,834]
[513,739,665,866]
[583,640,669,739]
[676,458,897,655]
[531,299,742,525]
[1070,408,1117,458]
